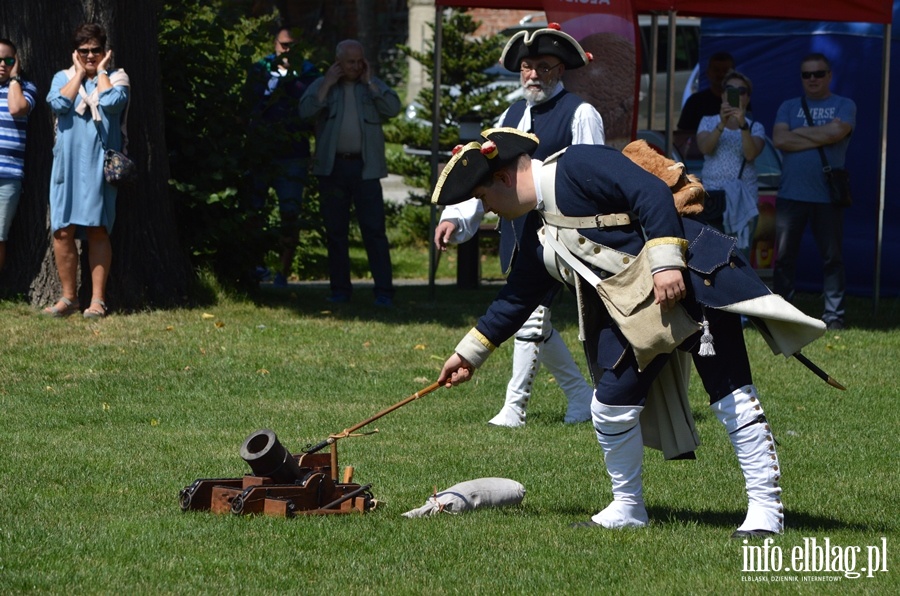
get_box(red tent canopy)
[434,0,895,24]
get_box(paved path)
[382,173,418,205]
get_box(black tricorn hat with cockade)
[431,128,539,206]
[500,23,593,72]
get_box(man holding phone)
[300,39,401,306]
[245,26,320,287]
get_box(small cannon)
[179,382,441,518]
[240,429,305,484]
[179,428,373,517]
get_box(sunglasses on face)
[801,70,829,80]
[0,57,15,66]
[724,85,749,95]
[77,47,104,56]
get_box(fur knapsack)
[622,140,706,217]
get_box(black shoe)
[374,295,393,308]
[731,528,777,539]
[826,320,845,330]
[252,266,272,282]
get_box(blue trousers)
[773,198,845,325]
[595,309,753,407]
[318,157,393,299]
[0,178,23,241]
[251,157,308,236]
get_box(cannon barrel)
[240,429,305,484]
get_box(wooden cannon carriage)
[179,429,374,517]
[179,382,441,518]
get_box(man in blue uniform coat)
[433,128,825,537]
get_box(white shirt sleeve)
[437,105,507,245]
[572,103,606,145]
[440,96,599,245]
[438,198,486,244]
[751,120,766,140]
[495,106,511,127]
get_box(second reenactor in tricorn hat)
[499,23,593,72]
[433,126,826,538]
[433,24,604,429]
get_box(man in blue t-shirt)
[773,53,855,330]
[0,38,36,272]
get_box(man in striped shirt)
[0,38,36,271]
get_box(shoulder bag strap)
[91,119,109,151]
[800,96,831,174]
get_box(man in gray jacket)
[300,39,400,306]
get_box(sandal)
[43,297,81,318]
[83,299,108,319]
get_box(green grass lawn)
[0,263,897,593]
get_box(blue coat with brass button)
[455,145,820,384]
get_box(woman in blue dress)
[44,23,130,318]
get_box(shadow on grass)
[250,280,900,332]
[252,279,527,329]
[478,503,888,535]
[651,506,888,533]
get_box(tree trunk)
[0,0,195,311]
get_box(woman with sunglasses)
[0,38,37,273]
[695,71,765,258]
[44,23,130,318]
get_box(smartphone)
[726,87,740,108]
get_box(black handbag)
[700,189,726,230]
[698,158,745,231]
[801,97,852,208]
[824,167,853,208]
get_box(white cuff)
[454,328,496,369]
[646,238,687,272]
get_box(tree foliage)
[159,1,277,287]
[0,0,196,310]
[386,10,511,195]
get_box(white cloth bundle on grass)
[402,478,526,517]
